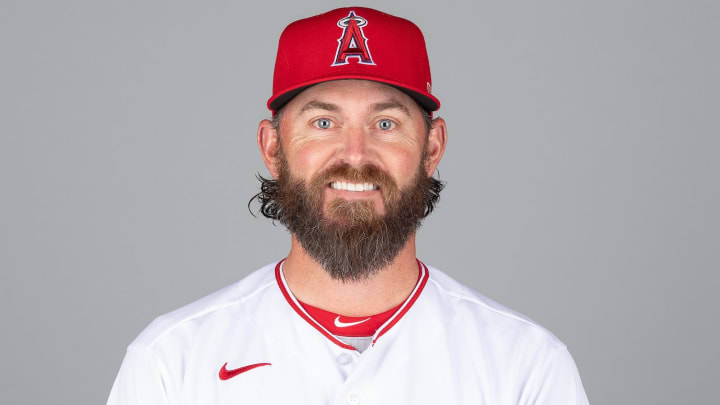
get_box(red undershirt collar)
[298,299,405,337]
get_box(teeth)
[330,181,378,192]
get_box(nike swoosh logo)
[218,362,272,380]
[334,316,371,328]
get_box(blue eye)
[378,119,393,130]
[315,119,331,129]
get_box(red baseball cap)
[267,7,440,115]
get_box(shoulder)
[424,264,567,352]
[420,264,588,402]
[127,261,279,352]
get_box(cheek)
[286,144,334,180]
[380,147,424,186]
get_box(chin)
[324,198,386,225]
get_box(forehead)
[283,79,424,117]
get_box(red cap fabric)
[268,7,440,114]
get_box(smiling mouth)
[329,181,380,192]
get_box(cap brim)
[267,75,440,114]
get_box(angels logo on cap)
[332,11,374,66]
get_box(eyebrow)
[295,98,412,118]
[371,99,411,118]
[297,100,339,116]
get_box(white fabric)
[107,261,589,404]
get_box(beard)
[271,151,434,282]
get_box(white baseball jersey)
[107,260,589,404]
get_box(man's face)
[276,80,431,218]
[259,80,445,280]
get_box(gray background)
[1,0,718,404]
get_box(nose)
[338,125,370,166]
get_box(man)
[108,7,589,404]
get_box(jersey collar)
[275,259,430,351]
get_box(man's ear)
[424,117,448,177]
[257,119,281,179]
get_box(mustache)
[309,163,400,199]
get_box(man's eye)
[378,119,394,130]
[315,119,332,129]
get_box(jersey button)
[346,392,361,405]
[337,353,352,365]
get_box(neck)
[282,234,419,317]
